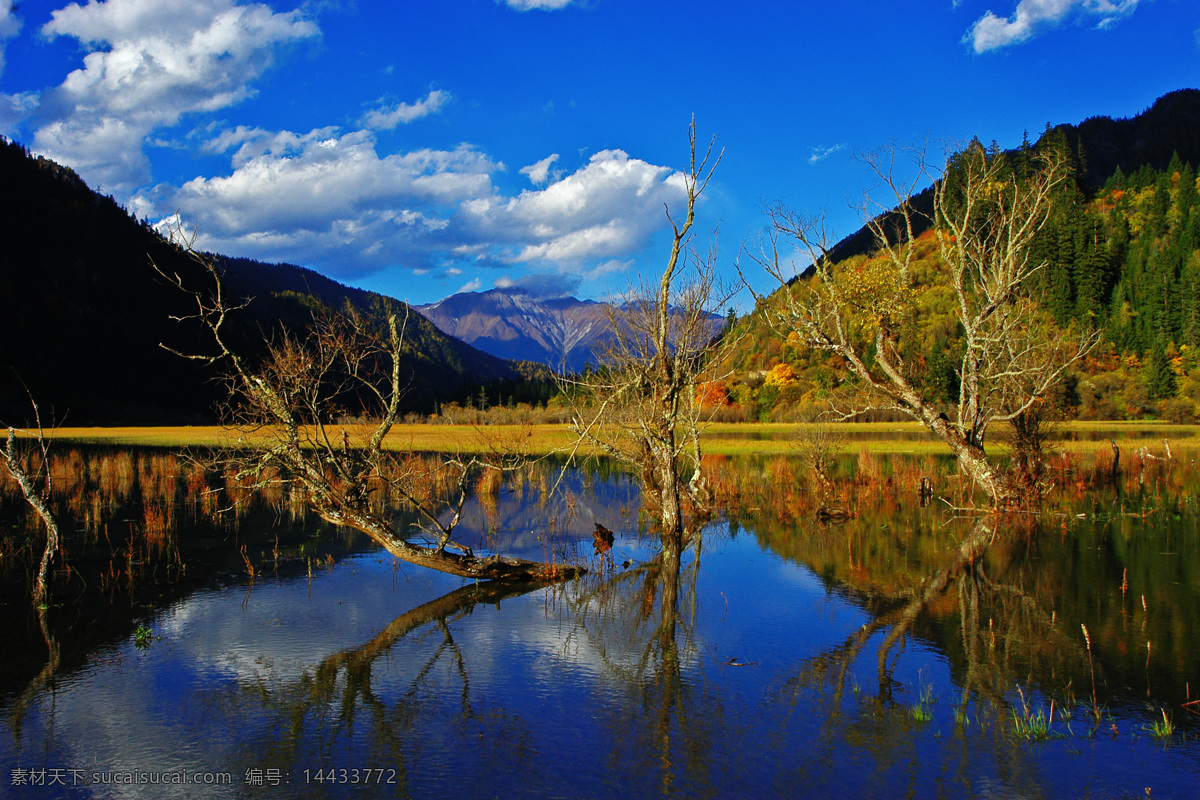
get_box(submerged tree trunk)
[320,504,581,581]
[3,428,61,606]
[943,433,1011,507]
[913,387,1013,506]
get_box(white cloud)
[459,277,483,292]
[28,0,317,191]
[142,128,495,273]
[140,134,689,283]
[201,124,340,167]
[967,0,1138,53]
[361,89,452,130]
[493,272,581,298]
[503,0,576,10]
[519,153,560,185]
[808,143,844,164]
[0,1,21,78]
[461,148,688,264]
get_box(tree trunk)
[653,442,684,544]
[319,505,583,582]
[4,429,61,606]
[923,413,1011,506]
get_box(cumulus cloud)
[808,143,844,164]
[503,0,576,10]
[140,132,688,283]
[0,91,37,137]
[967,0,1138,53]
[28,0,317,191]
[519,153,560,185]
[361,89,451,130]
[140,128,494,273]
[460,148,688,264]
[201,124,340,167]
[459,277,483,292]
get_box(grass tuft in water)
[1146,709,1175,740]
[1010,687,1060,741]
[1011,708,1055,740]
[910,683,936,723]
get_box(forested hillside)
[717,90,1200,423]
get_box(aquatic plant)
[910,682,936,723]
[1010,707,1055,740]
[1146,709,1174,740]
[133,625,154,649]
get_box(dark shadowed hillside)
[0,138,524,426]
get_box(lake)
[2,447,1198,798]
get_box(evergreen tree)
[1149,172,1172,237]
[1103,165,1126,193]
[1145,337,1177,400]
[925,348,960,404]
[1177,162,1197,225]
[1047,214,1076,322]
[1181,258,1200,348]
[1074,222,1112,320]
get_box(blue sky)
[1,0,1197,308]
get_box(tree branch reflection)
[229,579,550,793]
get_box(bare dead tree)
[2,400,61,607]
[562,120,730,553]
[152,231,582,582]
[746,141,1098,506]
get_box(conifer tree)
[1145,337,1177,400]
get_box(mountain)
[417,289,613,373]
[719,88,1200,423]
[0,137,526,426]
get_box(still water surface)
[2,453,1199,798]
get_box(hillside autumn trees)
[749,142,1098,506]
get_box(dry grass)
[15,421,1200,457]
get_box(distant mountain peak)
[416,288,611,373]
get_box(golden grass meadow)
[14,420,1198,457]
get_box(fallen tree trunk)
[324,505,581,581]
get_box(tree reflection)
[226,580,549,796]
[566,531,725,798]
[8,607,59,733]
[756,516,1072,797]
